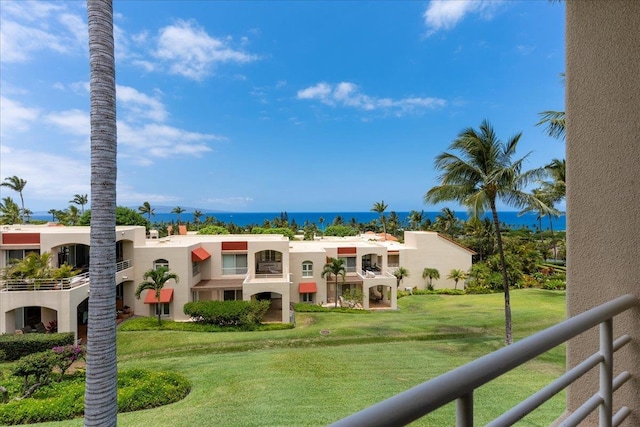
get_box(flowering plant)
[51,344,85,379]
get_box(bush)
[0,332,74,361]
[11,351,58,394]
[118,317,294,332]
[183,300,270,327]
[292,303,370,314]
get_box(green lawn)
[27,289,567,426]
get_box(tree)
[135,266,179,325]
[48,209,58,222]
[70,194,89,214]
[422,268,440,290]
[193,210,203,229]
[434,207,460,239]
[172,206,185,223]
[85,0,118,424]
[371,200,388,239]
[447,269,468,290]
[65,205,81,226]
[409,210,424,230]
[536,110,565,140]
[321,257,346,307]
[393,267,409,288]
[138,201,155,221]
[542,158,566,203]
[425,119,545,345]
[1,176,27,223]
[0,197,21,225]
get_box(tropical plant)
[48,209,58,222]
[321,257,346,307]
[171,206,186,223]
[85,0,118,424]
[536,110,565,140]
[135,266,179,325]
[79,206,150,228]
[193,209,203,228]
[70,194,89,214]
[0,196,21,224]
[65,205,81,226]
[393,267,409,287]
[2,252,53,281]
[541,158,566,203]
[447,268,468,290]
[371,200,388,238]
[422,267,440,290]
[425,119,545,345]
[433,207,460,239]
[409,210,424,230]
[1,175,27,223]
[138,201,155,221]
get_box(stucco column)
[566,1,640,424]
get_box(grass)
[17,289,567,426]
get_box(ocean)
[36,211,563,231]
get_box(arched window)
[302,261,313,277]
[153,258,169,270]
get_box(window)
[258,250,281,262]
[338,256,357,272]
[302,293,314,303]
[192,261,200,276]
[222,254,248,275]
[6,249,39,263]
[155,303,170,316]
[302,261,313,277]
[154,259,169,270]
[223,289,243,300]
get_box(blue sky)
[0,0,565,214]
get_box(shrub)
[51,345,85,379]
[0,332,74,361]
[183,300,270,327]
[11,351,58,394]
[292,303,371,314]
[543,278,566,290]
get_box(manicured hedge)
[292,303,371,314]
[0,332,74,361]
[183,300,270,327]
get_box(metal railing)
[331,294,638,427]
[0,271,90,291]
[116,259,131,271]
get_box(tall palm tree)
[422,267,440,290]
[321,257,346,307]
[85,0,118,425]
[425,119,545,345]
[138,201,155,221]
[65,205,81,226]
[447,268,468,290]
[536,110,565,140]
[70,194,89,214]
[0,197,21,225]
[48,209,58,222]
[409,210,424,230]
[193,209,203,228]
[1,176,27,223]
[542,158,566,202]
[171,206,185,223]
[371,200,388,239]
[135,267,179,325]
[434,207,459,239]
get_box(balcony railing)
[0,272,90,291]
[222,267,248,275]
[331,294,639,427]
[116,259,131,272]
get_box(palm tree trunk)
[549,216,557,261]
[85,1,118,425]
[490,200,513,345]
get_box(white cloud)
[45,109,89,136]
[0,97,40,136]
[296,82,446,115]
[205,197,254,207]
[423,0,504,36]
[117,85,168,123]
[153,20,259,80]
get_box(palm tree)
[425,119,545,345]
[447,269,468,290]
[434,207,459,239]
[1,176,27,223]
[0,197,21,225]
[371,200,388,239]
[65,205,81,226]
[518,188,560,246]
[536,110,565,140]
[422,267,440,290]
[85,0,118,424]
[409,210,424,230]
[48,209,58,222]
[321,257,346,307]
[193,209,203,229]
[22,208,33,223]
[318,217,325,238]
[542,158,566,202]
[70,194,89,214]
[171,206,185,223]
[135,266,179,325]
[138,201,155,221]
[393,267,409,288]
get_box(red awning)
[144,288,174,304]
[299,282,317,293]
[192,247,211,262]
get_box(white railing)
[0,272,90,291]
[331,294,639,427]
[116,259,131,271]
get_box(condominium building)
[0,225,473,338]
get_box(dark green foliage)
[11,351,58,393]
[197,225,229,235]
[78,206,150,228]
[183,300,270,327]
[118,317,294,332]
[323,224,358,237]
[397,289,466,298]
[0,332,74,361]
[0,369,190,425]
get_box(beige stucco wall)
[566,1,640,424]
[401,232,473,290]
